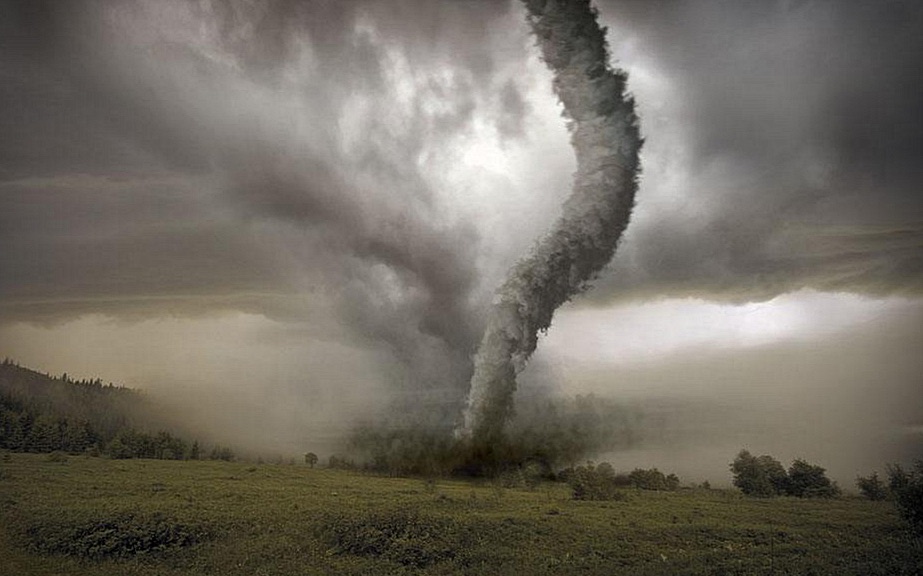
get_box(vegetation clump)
[785,458,840,498]
[730,450,839,498]
[559,461,681,500]
[22,512,210,560]
[627,467,681,491]
[855,472,888,501]
[887,461,923,536]
[563,461,624,501]
[319,508,467,568]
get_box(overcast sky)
[1,0,921,483]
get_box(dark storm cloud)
[0,174,289,322]
[0,0,527,410]
[3,0,921,349]
[588,0,923,302]
[0,2,216,178]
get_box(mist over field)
[2,0,922,484]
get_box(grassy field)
[1,453,920,575]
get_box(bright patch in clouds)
[539,291,914,366]
[460,128,508,174]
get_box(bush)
[627,468,680,491]
[730,450,838,498]
[22,512,209,560]
[785,459,840,498]
[887,461,923,535]
[856,472,888,501]
[567,462,626,501]
[730,450,786,497]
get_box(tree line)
[0,359,233,461]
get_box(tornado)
[461,0,642,444]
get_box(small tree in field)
[786,459,840,498]
[856,472,888,501]
[730,450,786,497]
[305,452,318,468]
[567,462,624,501]
[888,461,923,535]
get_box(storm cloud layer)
[1,0,922,455]
[592,0,923,302]
[3,1,921,323]
[1,0,524,411]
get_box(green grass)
[1,453,920,575]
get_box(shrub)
[785,459,840,498]
[887,461,923,535]
[730,450,786,497]
[731,450,838,498]
[856,472,888,501]
[627,468,680,491]
[567,462,626,501]
[22,512,210,560]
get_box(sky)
[1,0,921,484]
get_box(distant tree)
[61,419,92,454]
[731,450,840,498]
[758,455,789,494]
[26,415,59,453]
[106,434,131,459]
[665,473,681,491]
[568,461,624,501]
[595,461,615,479]
[0,407,26,450]
[305,452,318,468]
[624,468,680,491]
[785,459,840,498]
[628,468,662,490]
[730,450,786,497]
[856,472,888,501]
[189,440,200,460]
[887,461,923,535]
[153,431,186,460]
[209,445,234,462]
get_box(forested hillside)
[0,359,229,460]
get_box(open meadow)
[1,453,920,575]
